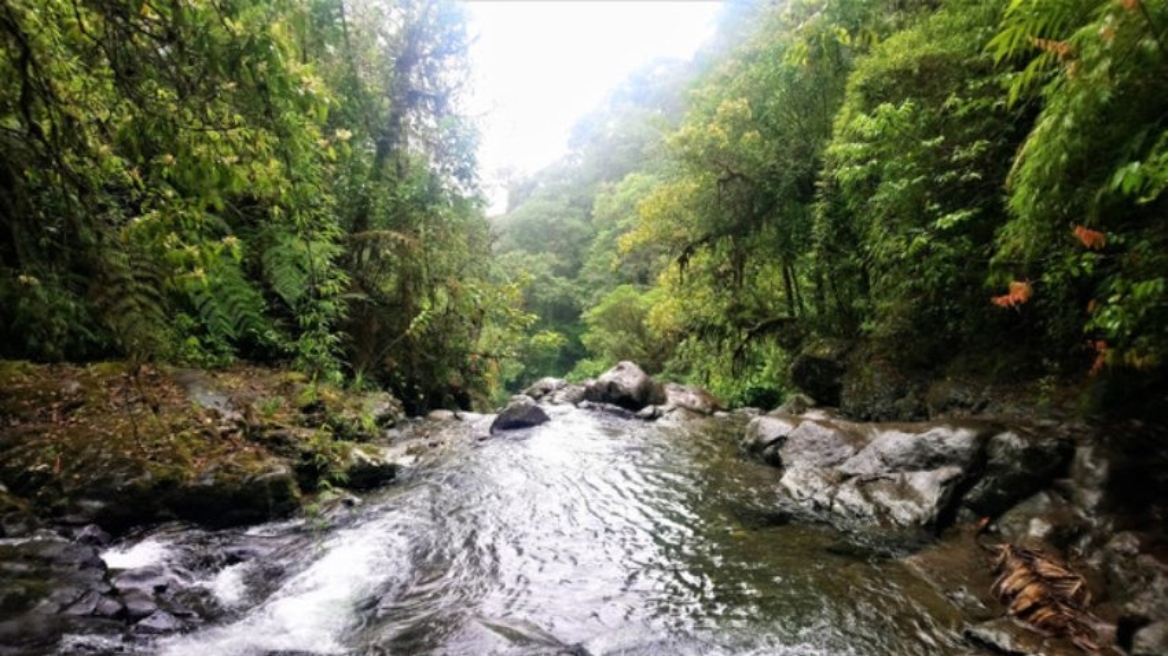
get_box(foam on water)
[204,561,251,608]
[101,536,172,570]
[157,519,411,656]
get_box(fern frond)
[187,256,271,346]
[90,246,170,360]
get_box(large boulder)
[740,415,868,469]
[960,427,1074,517]
[837,423,988,476]
[788,340,851,407]
[743,415,1073,531]
[829,466,965,527]
[840,357,928,422]
[490,396,551,434]
[583,362,666,411]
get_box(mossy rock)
[162,462,300,528]
[340,444,399,490]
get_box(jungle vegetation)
[493,0,1168,412]
[3,0,1166,413]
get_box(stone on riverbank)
[741,413,1074,530]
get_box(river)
[70,407,969,655]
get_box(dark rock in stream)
[491,396,551,433]
[583,361,666,411]
[0,535,126,653]
[1133,620,1168,656]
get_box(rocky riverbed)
[1,360,1166,655]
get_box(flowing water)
[74,407,971,656]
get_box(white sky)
[462,1,723,211]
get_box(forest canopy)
[492,0,1168,410]
[3,0,1166,414]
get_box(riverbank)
[0,361,408,536]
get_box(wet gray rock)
[134,609,183,634]
[993,491,1086,551]
[491,396,551,433]
[778,466,840,511]
[72,524,112,546]
[739,415,799,465]
[783,420,869,468]
[831,467,964,527]
[963,617,1048,655]
[121,590,158,621]
[62,590,104,616]
[0,536,123,651]
[1102,532,1168,627]
[744,416,1075,531]
[961,428,1074,517]
[549,384,587,406]
[578,401,639,420]
[583,362,666,411]
[0,510,40,539]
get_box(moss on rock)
[0,361,405,534]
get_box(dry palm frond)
[988,544,1100,653]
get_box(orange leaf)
[1073,225,1106,250]
[992,280,1033,308]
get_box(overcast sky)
[463,1,722,211]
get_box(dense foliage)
[0,0,528,411]
[4,0,1165,411]
[495,0,1168,408]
